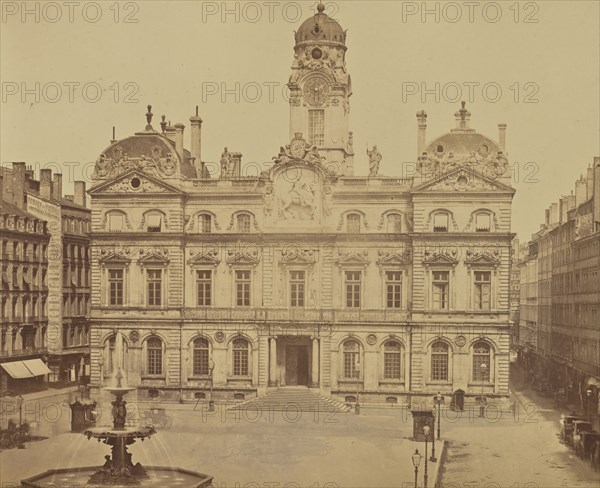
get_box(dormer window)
[347,213,361,233]
[475,213,491,232]
[146,213,162,233]
[108,213,124,232]
[237,214,251,233]
[433,213,449,232]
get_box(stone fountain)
[21,337,213,487]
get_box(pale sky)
[1,0,599,240]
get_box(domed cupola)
[294,3,346,49]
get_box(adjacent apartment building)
[516,159,600,416]
[0,164,91,394]
[88,5,516,407]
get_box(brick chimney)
[53,173,62,200]
[40,168,53,199]
[11,162,26,209]
[74,181,86,208]
[174,123,185,160]
[575,176,587,207]
[498,124,507,152]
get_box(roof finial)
[196,105,199,117]
[317,2,325,13]
[460,101,467,120]
[160,115,167,133]
[145,105,153,130]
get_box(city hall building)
[88,5,515,406]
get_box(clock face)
[303,77,330,106]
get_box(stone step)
[229,388,351,413]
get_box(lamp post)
[479,363,487,418]
[16,395,24,427]
[355,358,360,415]
[433,391,444,440]
[411,449,422,488]
[586,388,592,422]
[422,425,430,488]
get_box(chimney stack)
[40,169,53,199]
[53,173,62,200]
[575,176,587,207]
[174,123,185,160]
[230,152,242,178]
[74,181,86,208]
[190,106,204,178]
[11,162,26,209]
[498,123,507,152]
[416,110,427,155]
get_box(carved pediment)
[189,249,220,267]
[376,250,410,266]
[226,249,260,266]
[280,248,316,266]
[422,250,458,266]
[89,170,183,195]
[337,250,370,267]
[138,251,170,266]
[412,168,515,194]
[465,249,501,267]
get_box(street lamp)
[355,358,361,415]
[479,363,488,418]
[433,391,444,440]
[586,388,592,422]
[16,395,24,427]
[422,426,430,488]
[411,449,422,488]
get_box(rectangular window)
[474,271,491,310]
[236,270,251,307]
[386,271,402,309]
[200,215,212,233]
[308,109,325,146]
[345,270,361,308]
[108,214,124,232]
[433,213,449,232]
[147,269,162,306]
[108,269,124,306]
[432,271,449,310]
[290,270,305,308]
[475,213,491,232]
[196,270,212,306]
[146,214,162,232]
[237,214,251,233]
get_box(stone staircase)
[229,387,351,413]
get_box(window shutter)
[475,213,491,231]
[433,213,448,231]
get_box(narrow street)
[440,365,600,487]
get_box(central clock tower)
[289,3,354,175]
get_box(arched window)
[431,342,449,381]
[193,338,210,376]
[386,213,402,233]
[383,340,402,379]
[107,211,125,232]
[104,335,127,374]
[343,340,360,378]
[433,212,449,232]
[147,337,163,375]
[145,211,163,233]
[472,342,491,381]
[237,214,251,233]
[232,338,249,376]
[346,213,361,233]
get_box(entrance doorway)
[285,345,309,386]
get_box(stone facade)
[89,5,515,406]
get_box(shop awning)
[1,359,51,378]
[1,361,34,379]
[586,377,600,388]
[23,359,51,376]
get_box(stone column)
[311,337,319,387]
[269,337,277,387]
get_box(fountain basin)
[21,466,213,487]
[84,426,156,440]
